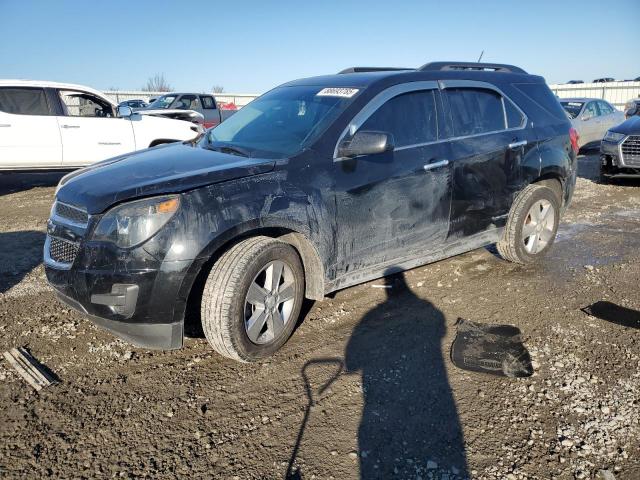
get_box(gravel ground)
[0,155,638,479]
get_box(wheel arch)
[532,174,564,204]
[174,222,325,327]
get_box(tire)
[497,184,560,264]
[201,236,305,362]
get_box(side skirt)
[325,227,504,293]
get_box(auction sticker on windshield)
[316,88,359,98]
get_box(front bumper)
[45,259,190,349]
[600,138,640,178]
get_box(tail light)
[569,127,579,153]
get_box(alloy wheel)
[244,260,296,344]
[522,199,556,254]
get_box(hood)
[56,143,276,214]
[610,115,640,135]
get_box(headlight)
[92,195,180,248]
[603,131,625,143]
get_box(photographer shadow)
[344,271,468,479]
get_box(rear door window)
[583,102,598,120]
[201,95,216,109]
[0,87,51,115]
[597,101,613,115]
[446,88,505,136]
[360,90,438,147]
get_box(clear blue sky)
[1,0,638,93]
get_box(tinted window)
[0,87,50,115]
[560,101,584,119]
[513,83,568,121]
[59,90,114,117]
[505,99,525,128]
[201,96,216,109]
[360,90,438,147]
[446,88,504,136]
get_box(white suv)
[0,80,201,170]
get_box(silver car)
[560,98,625,149]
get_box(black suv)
[45,62,578,362]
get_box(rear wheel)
[201,236,305,362]
[497,184,560,264]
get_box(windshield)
[205,85,361,158]
[148,95,177,109]
[560,101,584,119]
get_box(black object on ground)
[582,301,640,329]
[450,319,533,378]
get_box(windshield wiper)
[206,143,252,158]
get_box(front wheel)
[201,236,305,362]
[497,184,560,264]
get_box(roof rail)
[338,67,414,74]
[419,61,527,74]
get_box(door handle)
[61,124,80,129]
[0,124,11,128]
[423,159,449,171]
[508,140,527,150]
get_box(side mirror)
[625,107,637,118]
[337,130,395,159]
[118,105,133,117]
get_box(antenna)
[477,50,484,63]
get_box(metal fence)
[103,90,260,108]
[549,82,640,111]
[104,82,640,112]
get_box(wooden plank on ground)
[2,347,60,391]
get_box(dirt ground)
[0,154,638,480]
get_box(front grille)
[54,202,88,226]
[621,135,640,167]
[49,237,79,264]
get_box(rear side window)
[201,95,216,109]
[513,83,567,121]
[0,87,50,115]
[505,99,525,128]
[360,90,438,147]
[446,88,505,136]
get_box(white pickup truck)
[0,80,202,170]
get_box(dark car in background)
[600,116,640,181]
[624,99,640,118]
[45,61,577,362]
[145,93,235,128]
[593,78,615,83]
